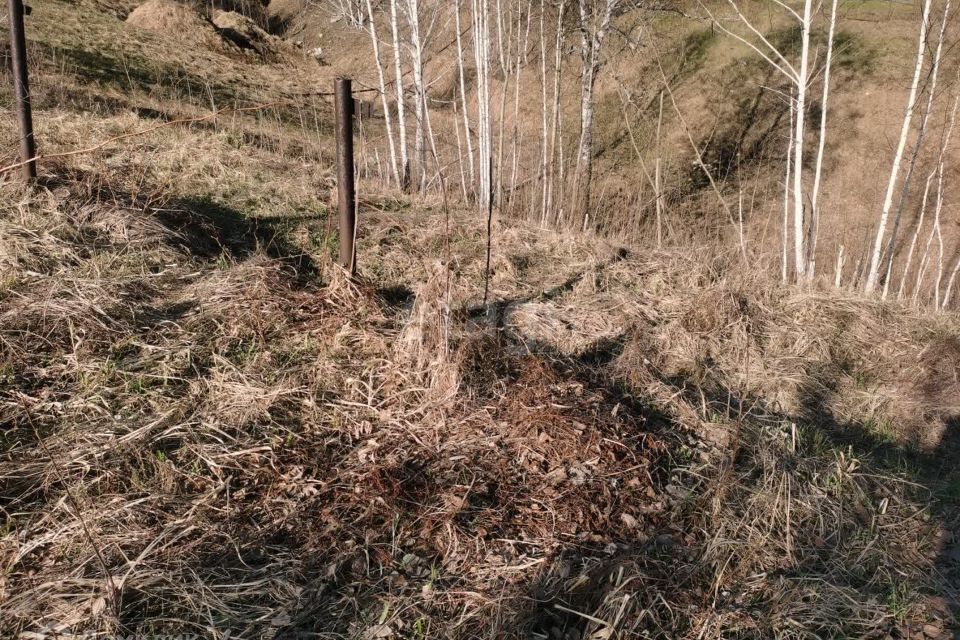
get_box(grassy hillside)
[274,0,960,295]
[2,1,960,638]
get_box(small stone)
[545,467,567,486]
[568,466,587,486]
[666,484,689,500]
[365,625,393,639]
[922,624,941,638]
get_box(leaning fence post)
[7,0,36,181]
[335,77,356,277]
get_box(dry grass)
[125,0,220,43]
[2,2,960,638]
[2,169,960,637]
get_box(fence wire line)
[1,79,472,178]
[2,17,477,177]
[0,97,348,176]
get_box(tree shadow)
[467,317,960,638]
[33,43,243,108]
[50,221,951,639]
[93,295,960,637]
[791,360,960,637]
[153,195,320,278]
[36,168,325,283]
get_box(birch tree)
[402,0,428,192]
[943,254,960,308]
[880,0,951,297]
[701,0,815,280]
[540,0,550,222]
[864,0,933,293]
[389,0,411,190]
[912,88,958,303]
[545,0,567,224]
[806,0,839,279]
[791,0,813,278]
[573,0,621,221]
[783,92,794,282]
[326,0,367,27]
[471,0,493,209]
[897,172,935,299]
[454,0,476,194]
[364,0,400,186]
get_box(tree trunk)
[575,52,597,222]
[365,0,400,187]
[389,0,411,191]
[404,0,428,193]
[807,0,838,280]
[791,0,812,279]
[573,0,617,225]
[454,0,476,194]
[865,0,932,293]
[898,172,935,299]
[655,89,664,248]
[546,0,566,224]
[472,0,492,210]
[783,91,793,283]
[881,0,951,298]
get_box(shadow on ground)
[155,195,322,278]
[150,299,960,637]
[15,168,959,638]
[39,167,327,281]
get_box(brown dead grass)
[2,2,960,638]
[125,0,219,42]
[2,168,959,637]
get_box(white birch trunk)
[404,0,427,193]
[934,169,945,308]
[574,0,618,222]
[834,245,844,288]
[508,1,524,214]
[943,256,960,309]
[807,0,838,280]
[389,0,411,190]
[655,89,664,248]
[865,0,933,293]
[546,0,566,224]
[783,92,794,283]
[539,0,551,223]
[791,0,812,279]
[496,54,510,208]
[365,0,400,187]
[472,0,492,210]
[897,172,935,299]
[454,0,476,194]
[882,0,951,298]
[495,0,507,74]
[453,97,469,201]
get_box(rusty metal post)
[7,0,36,181]
[335,77,356,276]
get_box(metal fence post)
[335,77,356,277]
[8,0,36,181]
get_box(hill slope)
[273,0,960,297]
